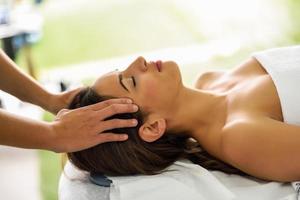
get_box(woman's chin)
[166,61,182,83]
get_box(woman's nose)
[135,56,147,72]
[127,56,147,73]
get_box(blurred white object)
[108,160,235,200]
[59,162,110,200]
[0,0,43,38]
[292,182,300,200]
[59,161,235,200]
[59,160,297,200]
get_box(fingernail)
[122,135,128,140]
[133,105,138,111]
[132,119,138,125]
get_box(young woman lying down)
[67,46,300,182]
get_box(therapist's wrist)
[32,121,61,152]
[47,93,68,114]
[35,91,56,113]
[45,121,66,153]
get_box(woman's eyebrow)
[118,73,129,92]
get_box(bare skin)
[0,50,138,153]
[194,57,299,182]
[92,56,300,182]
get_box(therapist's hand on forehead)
[0,50,137,153]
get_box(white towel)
[252,45,300,126]
[108,160,235,200]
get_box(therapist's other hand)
[49,98,138,153]
[48,87,83,114]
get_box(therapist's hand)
[47,87,84,114]
[48,98,138,153]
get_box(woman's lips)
[155,60,162,72]
[150,60,162,72]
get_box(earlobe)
[138,119,166,142]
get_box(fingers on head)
[100,118,137,131]
[88,98,133,111]
[97,133,128,143]
[98,104,138,119]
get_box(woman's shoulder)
[220,114,284,161]
[194,70,225,89]
[220,115,300,181]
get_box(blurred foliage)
[18,0,204,69]
[42,111,54,122]
[287,0,300,43]
[39,150,61,200]
[40,111,60,200]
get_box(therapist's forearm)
[0,109,54,150]
[0,50,52,111]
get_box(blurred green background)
[7,0,300,199]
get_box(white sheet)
[108,160,234,200]
[59,162,110,200]
[59,161,297,200]
[212,171,297,200]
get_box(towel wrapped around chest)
[252,45,300,126]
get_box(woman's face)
[92,56,182,115]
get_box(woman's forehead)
[92,71,126,97]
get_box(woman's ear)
[138,118,166,142]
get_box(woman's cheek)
[140,80,160,101]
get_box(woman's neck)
[165,86,228,139]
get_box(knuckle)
[107,134,120,141]
[121,120,130,127]
[122,119,132,126]
[122,120,130,126]
[112,119,122,127]
[103,100,111,107]
[127,104,133,111]
[110,104,119,113]
[100,134,111,142]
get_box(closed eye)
[118,73,136,92]
[131,76,136,87]
[119,73,129,92]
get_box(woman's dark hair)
[67,87,246,176]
